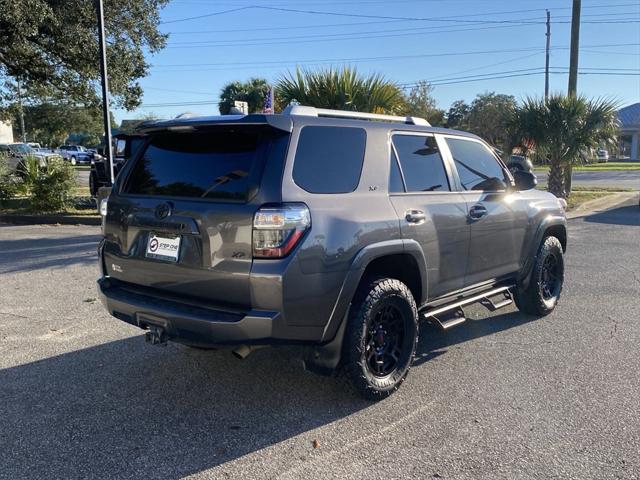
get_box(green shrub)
[30,159,78,213]
[0,154,19,203]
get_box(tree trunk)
[564,162,573,197]
[548,160,566,198]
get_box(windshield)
[9,144,34,154]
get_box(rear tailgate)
[102,123,289,310]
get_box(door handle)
[468,204,488,220]
[405,209,426,224]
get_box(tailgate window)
[124,126,281,201]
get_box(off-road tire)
[515,236,564,316]
[342,277,418,401]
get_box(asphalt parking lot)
[1,199,639,480]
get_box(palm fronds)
[276,66,405,114]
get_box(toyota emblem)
[155,202,172,219]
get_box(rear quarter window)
[292,126,366,194]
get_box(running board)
[421,286,514,330]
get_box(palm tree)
[514,94,619,198]
[276,67,405,114]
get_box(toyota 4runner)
[97,106,567,400]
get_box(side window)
[389,150,405,193]
[446,138,507,191]
[391,134,450,192]
[293,126,366,194]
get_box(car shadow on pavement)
[582,204,640,226]
[413,309,537,367]
[0,234,101,274]
[0,337,369,479]
[1,310,537,478]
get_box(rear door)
[442,135,529,286]
[387,132,469,300]
[102,124,289,309]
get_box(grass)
[534,162,640,172]
[534,185,630,210]
[569,185,634,192]
[565,191,615,210]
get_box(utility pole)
[568,0,581,96]
[96,0,114,183]
[545,10,551,100]
[16,80,26,143]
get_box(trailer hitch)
[144,325,168,346]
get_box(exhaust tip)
[232,345,267,360]
[232,345,252,360]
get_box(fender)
[518,214,567,289]
[303,239,428,376]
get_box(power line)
[164,22,538,47]
[161,17,639,48]
[160,2,640,26]
[152,43,640,69]
[137,68,638,105]
[163,5,640,35]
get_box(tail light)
[253,203,310,258]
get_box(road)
[1,200,639,479]
[76,169,640,190]
[535,170,640,190]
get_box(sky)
[112,0,640,123]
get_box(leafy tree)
[401,81,445,126]
[219,78,270,115]
[445,100,470,130]
[444,93,517,154]
[514,94,619,198]
[12,103,113,147]
[465,92,517,148]
[0,0,168,114]
[276,67,405,114]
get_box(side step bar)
[422,286,514,330]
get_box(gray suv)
[97,106,567,400]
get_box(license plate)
[146,234,181,262]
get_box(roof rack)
[282,105,431,126]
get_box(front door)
[442,136,528,286]
[388,133,470,300]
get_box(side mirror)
[512,170,537,190]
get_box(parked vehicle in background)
[596,147,609,163]
[97,106,567,400]
[89,133,145,196]
[57,145,93,165]
[0,142,62,170]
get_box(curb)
[566,192,639,219]
[0,214,102,226]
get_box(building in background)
[0,120,13,143]
[617,103,639,161]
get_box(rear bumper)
[97,277,284,346]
